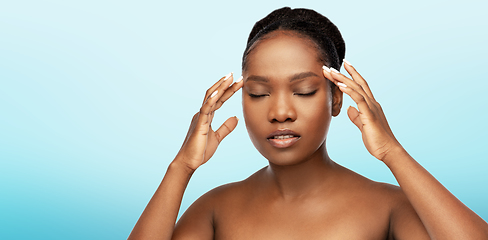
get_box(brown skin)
[128,31,488,240]
[173,32,428,239]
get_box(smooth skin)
[128,32,488,239]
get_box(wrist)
[381,143,408,167]
[169,158,196,176]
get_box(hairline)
[242,29,329,72]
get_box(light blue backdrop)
[1,0,487,239]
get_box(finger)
[335,82,377,123]
[327,67,397,141]
[206,74,235,111]
[198,73,235,127]
[213,76,244,111]
[346,106,362,130]
[203,72,233,104]
[329,67,367,98]
[343,60,375,101]
[322,65,346,87]
[214,116,239,143]
[323,66,369,106]
[197,87,225,133]
[337,63,394,137]
[326,67,376,110]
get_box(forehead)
[244,32,322,77]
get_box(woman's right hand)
[174,73,244,172]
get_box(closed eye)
[295,90,317,96]
[249,93,269,98]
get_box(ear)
[331,85,343,117]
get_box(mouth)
[266,129,301,148]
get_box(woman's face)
[242,31,342,166]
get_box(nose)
[268,93,297,123]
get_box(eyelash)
[295,90,317,96]
[249,94,268,98]
[249,90,317,98]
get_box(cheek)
[298,93,332,138]
[242,98,268,151]
[300,91,331,117]
[242,97,261,131]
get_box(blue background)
[1,0,487,239]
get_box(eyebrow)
[246,71,319,83]
[290,72,319,82]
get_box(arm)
[323,62,488,239]
[127,160,193,240]
[385,146,488,239]
[128,73,243,240]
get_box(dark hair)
[242,7,345,71]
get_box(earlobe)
[331,86,343,117]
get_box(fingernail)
[210,90,218,98]
[331,68,340,73]
[322,65,331,73]
[235,116,239,121]
[343,59,352,66]
[235,76,243,83]
[337,82,347,88]
[224,72,233,81]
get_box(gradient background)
[1,0,487,239]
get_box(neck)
[265,144,337,200]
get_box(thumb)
[214,116,239,143]
[347,106,362,130]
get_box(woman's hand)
[129,73,243,240]
[322,61,402,162]
[175,73,244,171]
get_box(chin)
[253,138,327,167]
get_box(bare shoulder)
[192,167,261,196]
[199,166,267,210]
[336,165,429,239]
[337,165,416,213]
[176,167,266,222]
[334,164,405,203]
[172,169,263,239]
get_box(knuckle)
[217,99,224,106]
[357,94,366,102]
[222,122,232,132]
[214,132,222,143]
[374,102,381,110]
[205,88,212,96]
[199,106,207,115]
[355,83,365,91]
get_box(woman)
[129,7,488,239]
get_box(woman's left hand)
[322,61,402,162]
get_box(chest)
[213,197,391,240]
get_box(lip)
[266,129,301,149]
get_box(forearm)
[128,159,194,240]
[384,146,488,239]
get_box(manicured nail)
[322,65,331,73]
[331,68,340,73]
[343,59,352,66]
[224,72,233,81]
[337,82,347,88]
[235,76,243,83]
[210,90,218,98]
[235,116,239,121]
